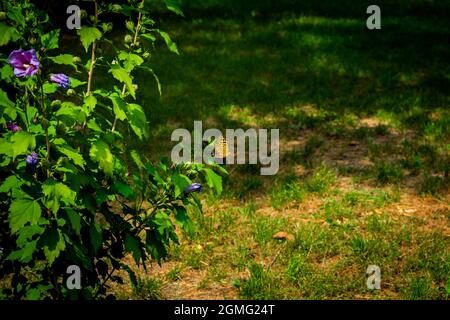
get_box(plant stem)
[86,1,99,96]
[81,0,98,154]
[40,84,50,161]
[112,0,145,132]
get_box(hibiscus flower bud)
[41,118,50,129]
[51,99,62,107]
[50,73,71,89]
[25,152,39,172]
[111,4,122,13]
[183,183,203,195]
[124,35,133,43]
[6,122,21,133]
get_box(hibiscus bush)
[0,0,225,299]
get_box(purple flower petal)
[8,48,40,78]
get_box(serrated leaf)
[89,140,113,176]
[39,227,65,265]
[9,198,42,234]
[42,179,76,214]
[109,93,127,121]
[16,225,44,248]
[53,138,85,169]
[42,29,60,50]
[83,95,96,115]
[77,27,102,52]
[55,102,86,125]
[0,22,20,46]
[0,175,23,193]
[118,52,144,73]
[127,103,149,139]
[7,240,37,263]
[10,131,36,158]
[0,89,14,108]
[109,65,135,98]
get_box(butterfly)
[214,135,231,164]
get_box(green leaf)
[9,198,42,234]
[89,223,102,254]
[89,140,114,176]
[125,234,141,265]
[127,103,149,139]
[39,227,66,265]
[10,131,36,158]
[130,150,145,170]
[66,208,81,236]
[174,206,194,236]
[172,173,191,197]
[0,139,13,157]
[0,89,16,120]
[41,29,60,50]
[43,82,58,94]
[7,240,37,263]
[16,225,44,248]
[163,0,184,16]
[112,182,135,200]
[0,89,14,108]
[118,52,144,73]
[141,34,156,42]
[0,175,23,193]
[48,54,78,71]
[83,95,97,115]
[204,168,223,195]
[69,77,86,88]
[42,180,76,214]
[109,65,135,98]
[1,64,13,81]
[53,138,85,169]
[109,93,127,121]
[140,66,162,96]
[0,22,20,46]
[77,27,102,52]
[55,102,86,125]
[156,30,179,54]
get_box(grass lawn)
[107,4,449,299]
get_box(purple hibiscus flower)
[50,73,71,88]
[25,152,39,172]
[8,49,40,77]
[184,182,203,194]
[6,122,21,133]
